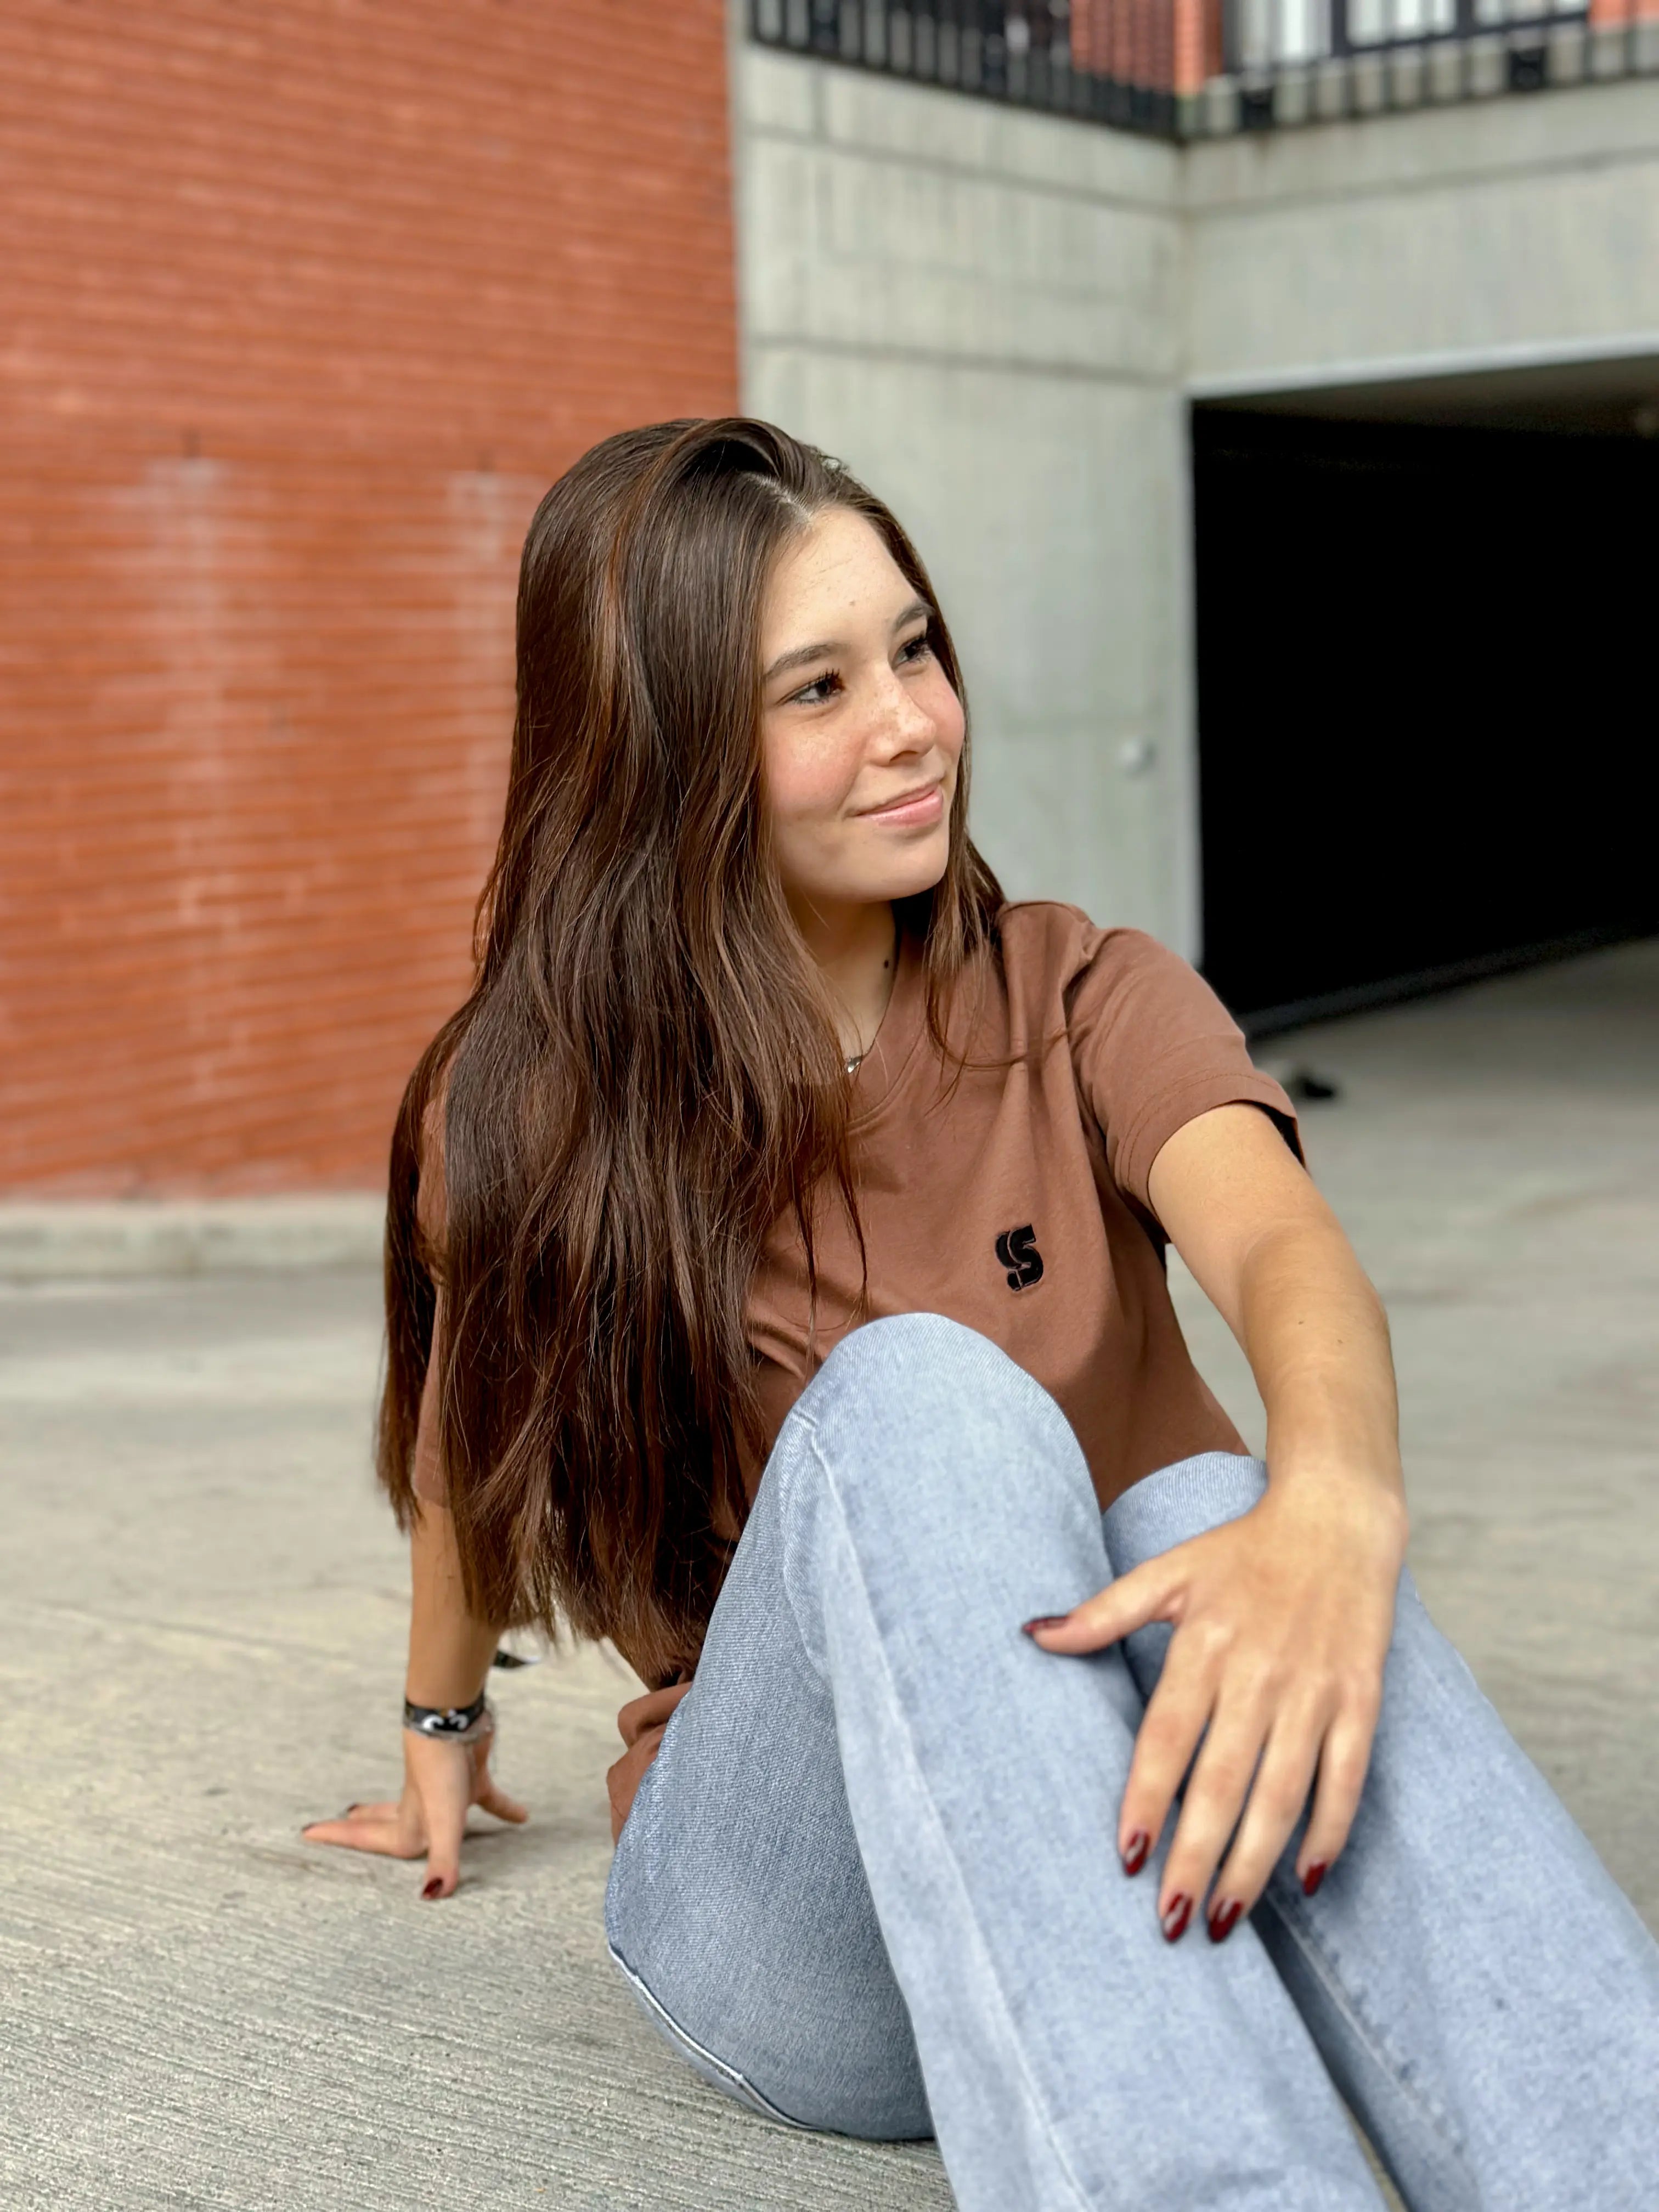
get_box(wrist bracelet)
[403,1688,492,1744]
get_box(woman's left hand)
[1025,1475,1407,1943]
[302,1714,528,1899]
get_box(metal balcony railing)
[752,0,1183,132]
[748,0,1659,136]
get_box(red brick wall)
[1070,1,1220,98]
[0,1,737,1194]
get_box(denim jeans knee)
[792,1311,1093,1526]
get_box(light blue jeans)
[605,1316,1659,2209]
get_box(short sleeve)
[1064,925,1300,1220]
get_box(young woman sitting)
[306,417,1659,2210]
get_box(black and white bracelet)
[403,1688,492,1744]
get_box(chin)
[812,829,952,912]
[875,852,950,904]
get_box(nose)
[868,658,938,759]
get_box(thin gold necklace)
[843,919,896,1077]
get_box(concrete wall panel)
[817,63,1182,206]
[744,134,1182,375]
[1187,80,1659,385]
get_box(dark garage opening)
[1192,403,1658,1032]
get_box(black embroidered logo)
[995,1224,1044,1291]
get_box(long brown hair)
[377,418,1003,1684]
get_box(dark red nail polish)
[1121,1829,1150,1876]
[1020,1615,1069,1635]
[1160,1893,1193,1943]
[1301,1860,1328,1898]
[1207,1897,1243,1944]
[422,1877,443,1900]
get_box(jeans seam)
[606,1937,818,2132]
[1277,1601,1480,2181]
[1261,1891,1477,2194]
[799,1424,1098,2212]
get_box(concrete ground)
[2,939,1655,2210]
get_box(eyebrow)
[763,596,933,685]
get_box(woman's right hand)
[302,1716,528,1898]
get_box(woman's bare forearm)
[1150,1102,1407,1540]
[1235,1214,1407,1535]
[405,1499,503,1708]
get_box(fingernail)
[422,1877,444,1900]
[1301,1860,1329,1899]
[1160,1893,1193,1943]
[1207,1897,1244,1944]
[1120,1829,1150,1876]
[1020,1615,1069,1635]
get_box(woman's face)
[759,506,964,927]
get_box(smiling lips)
[857,781,945,827]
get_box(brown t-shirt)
[411,902,1297,1840]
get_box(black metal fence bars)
[749,0,1659,135]
[1221,0,1655,129]
[750,0,1183,139]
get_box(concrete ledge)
[0,1196,386,1279]
[739,43,1181,206]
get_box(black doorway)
[1192,409,1658,1030]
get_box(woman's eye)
[789,670,840,707]
[898,633,932,665]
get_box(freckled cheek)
[765,729,867,839]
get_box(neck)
[789,896,899,1063]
